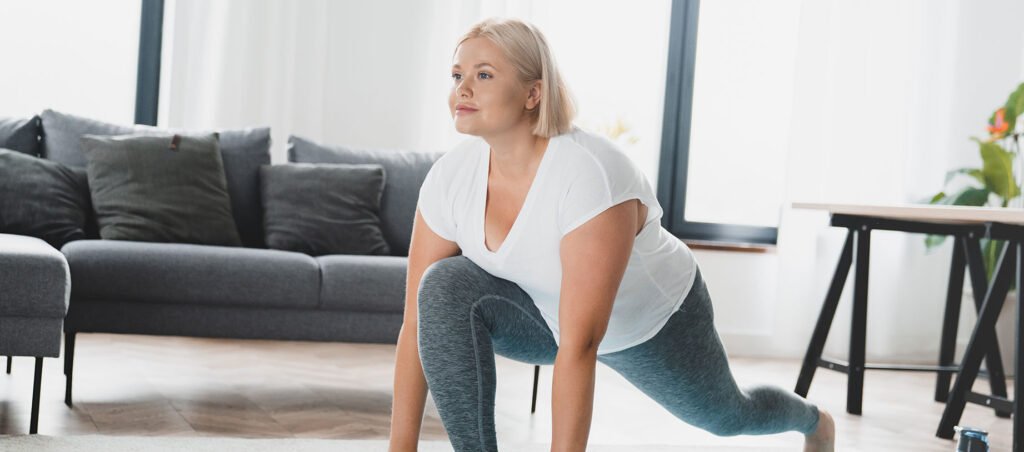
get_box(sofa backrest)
[0,116,42,157]
[287,135,442,257]
[39,109,272,248]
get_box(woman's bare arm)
[388,209,460,452]
[551,199,640,452]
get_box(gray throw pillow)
[40,109,270,248]
[260,163,390,256]
[287,135,442,256]
[81,133,243,246]
[0,148,91,248]
[0,116,41,156]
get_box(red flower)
[988,108,1009,138]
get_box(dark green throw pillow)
[0,149,91,248]
[260,163,390,256]
[80,133,242,246]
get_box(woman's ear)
[526,80,543,111]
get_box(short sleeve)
[556,148,656,237]
[417,160,457,241]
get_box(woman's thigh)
[417,255,558,365]
[596,269,745,421]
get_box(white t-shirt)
[417,126,698,354]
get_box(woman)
[388,18,835,452]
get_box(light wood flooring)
[0,333,1014,450]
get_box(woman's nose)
[456,80,471,98]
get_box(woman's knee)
[417,256,484,315]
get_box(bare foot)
[804,409,835,452]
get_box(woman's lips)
[456,106,478,115]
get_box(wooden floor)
[0,333,1013,450]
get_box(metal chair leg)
[5,356,10,374]
[531,365,540,414]
[30,357,43,434]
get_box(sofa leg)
[64,332,75,407]
[531,365,540,414]
[30,357,43,434]
[5,356,10,374]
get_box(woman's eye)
[451,73,462,81]
[478,72,491,79]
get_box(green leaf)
[932,187,990,206]
[1004,82,1024,135]
[979,141,1020,201]
[982,239,1002,282]
[928,192,946,204]
[924,234,947,251]
[944,167,986,186]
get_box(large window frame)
[135,0,164,126]
[657,0,778,246]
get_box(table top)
[792,202,1024,225]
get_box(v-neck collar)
[478,137,556,258]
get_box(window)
[659,0,799,245]
[529,0,674,187]
[0,1,143,123]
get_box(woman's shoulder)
[554,126,644,182]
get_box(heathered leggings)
[417,256,819,451]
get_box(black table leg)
[937,243,1017,439]
[936,236,967,402]
[1014,243,1023,452]
[848,227,871,415]
[963,237,1011,417]
[795,230,855,397]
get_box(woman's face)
[449,37,538,137]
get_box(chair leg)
[30,357,43,434]
[5,356,10,374]
[64,331,76,407]
[531,365,540,414]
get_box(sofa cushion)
[0,149,92,249]
[0,116,41,156]
[288,135,442,256]
[0,233,70,318]
[317,254,407,313]
[62,240,321,309]
[261,163,390,256]
[40,109,271,248]
[81,133,242,246]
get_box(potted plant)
[925,82,1024,373]
[925,82,1024,282]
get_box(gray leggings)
[417,256,819,451]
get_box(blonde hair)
[455,18,577,138]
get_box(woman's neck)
[483,122,550,181]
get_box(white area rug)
[0,435,790,451]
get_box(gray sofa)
[0,110,442,407]
[0,233,70,433]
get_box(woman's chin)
[454,122,478,136]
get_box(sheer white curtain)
[157,0,1024,361]
[770,0,1024,361]
[159,0,536,161]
